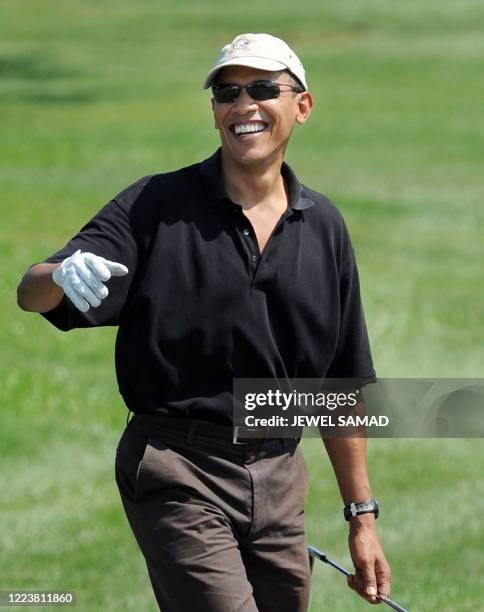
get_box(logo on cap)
[232,37,249,49]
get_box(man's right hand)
[52,249,129,312]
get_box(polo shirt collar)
[200,147,314,211]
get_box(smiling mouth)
[229,122,269,137]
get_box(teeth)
[234,123,266,135]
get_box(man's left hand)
[347,514,391,604]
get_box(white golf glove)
[52,249,129,313]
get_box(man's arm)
[17,263,64,313]
[323,434,392,604]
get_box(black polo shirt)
[42,147,375,424]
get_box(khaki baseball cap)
[203,32,308,91]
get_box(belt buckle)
[232,426,248,445]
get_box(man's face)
[211,65,313,167]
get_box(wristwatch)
[343,499,379,521]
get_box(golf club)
[308,545,409,612]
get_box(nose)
[232,87,259,111]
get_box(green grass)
[1,1,483,610]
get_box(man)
[17,33,391,611]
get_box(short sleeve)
[40,178,149,331]
[326,221,376,381]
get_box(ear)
[295,91,314,125]
[211,97,219,130]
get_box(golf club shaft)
[377,593,408,612]
[325,557,350,576]
[308,546,409,612]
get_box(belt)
[130,413,299,448]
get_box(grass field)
[1,1,483,610]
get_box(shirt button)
[243,229,250,236]
[251,255,257,263]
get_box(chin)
[234,151,266,163]
[224,143,278,166]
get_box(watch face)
[344,500,379,520]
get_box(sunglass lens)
[213,85,240,103]
[249,82,280,100]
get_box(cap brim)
[203,57,287,89]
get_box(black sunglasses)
[212,79,304,103]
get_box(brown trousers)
[115,414,311,611]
